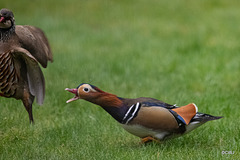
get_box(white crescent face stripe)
[122,102,141,124]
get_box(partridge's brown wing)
[12,47,45,105]
[15,25,53,68]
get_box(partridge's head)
[65,83,105,103]
[0,8,15,29]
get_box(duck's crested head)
[65,83,123,107]
[65,83,99,103]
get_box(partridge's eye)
[83,87,90,93]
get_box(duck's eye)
[83,87,90,93]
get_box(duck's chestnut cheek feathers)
[77,86,85,95]
[77,85,95,96]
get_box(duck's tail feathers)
[192,113,223,123]
[185,113,222,133]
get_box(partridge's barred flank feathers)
[66,83,223,143]
[0,8,53,123]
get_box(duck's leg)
[141,136,161,143]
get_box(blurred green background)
[0,0,239,159]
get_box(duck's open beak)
[65,88,80,103]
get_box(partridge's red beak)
[65,88,79,103]
[0,17,5,23]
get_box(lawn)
[0,0,239,159]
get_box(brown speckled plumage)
[0,8,53,123]
[0,51,18,96]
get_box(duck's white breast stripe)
[122,102,141,124]
[123,104,135,121]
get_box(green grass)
[0,0,239,159]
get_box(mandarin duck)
[0,8,53,123]
[65,83,222,143]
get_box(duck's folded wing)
[13,47,45,105]
[129,104,179,131]
[15,25,53,68]
[131,102,197,127]
[135,97,176,109]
